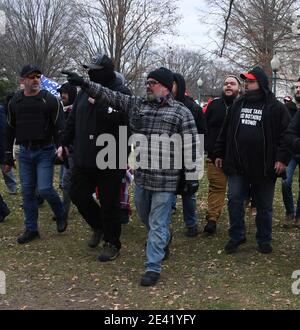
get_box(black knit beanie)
[147,67,174,92]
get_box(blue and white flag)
[41,75,61,97]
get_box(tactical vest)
[10,90,58,144]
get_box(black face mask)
[295,95,300,103]
[245,89,265,102]
[88,68,115,86]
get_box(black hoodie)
[173,73,207,135]
[63,73,132,169]
[214,66,291,181]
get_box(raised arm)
[61,71,140,117]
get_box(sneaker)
[224,238,247,254]
[282,214,294,228]
[98,242,120,262]
[186,225,199,237]
[56,213,68,233]
[203,220,217,235]
[88,229,103,248]
[140,271,160,287]
[295,217,300,229]
[17,230,40,244]
[257,243,272,254]
[163,234,173,261]
[0,208,10,223]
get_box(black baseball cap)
[83,53,114,70]
[20,64,42,77]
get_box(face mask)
[88,68,115,85]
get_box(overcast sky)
[166,0,217,53]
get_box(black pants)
[70,167,124,249]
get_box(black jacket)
[173,73,207,135]
[285,109,300,155]
[214,66,291,180]
[285,101,297,118]
[63,74,131,169]
[204,97,231,160]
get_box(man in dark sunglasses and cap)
[4,64,67,244]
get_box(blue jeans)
[171,194,198,228]
[281,158,300,217]
[1,165,17,193]
[135,185,173,273]
[19,145,64,231]
[227,175,275,245]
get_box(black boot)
[56,213,68,233]
[203,220,217,235]
[17,230,40,244]
[88,229,103,248]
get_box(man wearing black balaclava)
[59,53,131,262]
[203,75,241,236]
[214,66,291,255]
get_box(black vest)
[10,90,58,144]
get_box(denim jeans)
[135,185,173,273]
[62,155,74,217]
[171,194,198,228]
[281,158,300,217]
[19,145,65,231]
[227,175,275,245]
[1,165,17,193]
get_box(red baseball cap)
[240,72,257,80]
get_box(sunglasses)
[26,73,42,80]
[145,80,159,87]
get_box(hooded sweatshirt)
[173,73,207,135]
[214,66,291,181]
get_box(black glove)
[4,151,14,167]
[61,71,85,87]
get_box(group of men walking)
[1,53,300,287]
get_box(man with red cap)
[214,66,290,254]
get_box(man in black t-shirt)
[214,66,290,255]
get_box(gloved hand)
[61,71,85,86]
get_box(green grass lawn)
[1,167,300,310]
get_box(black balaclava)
[88,67,116,87]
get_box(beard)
[146,88,164,102]
[295,95,300,103]
[146,92,157,102]
[222,91,238,104]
